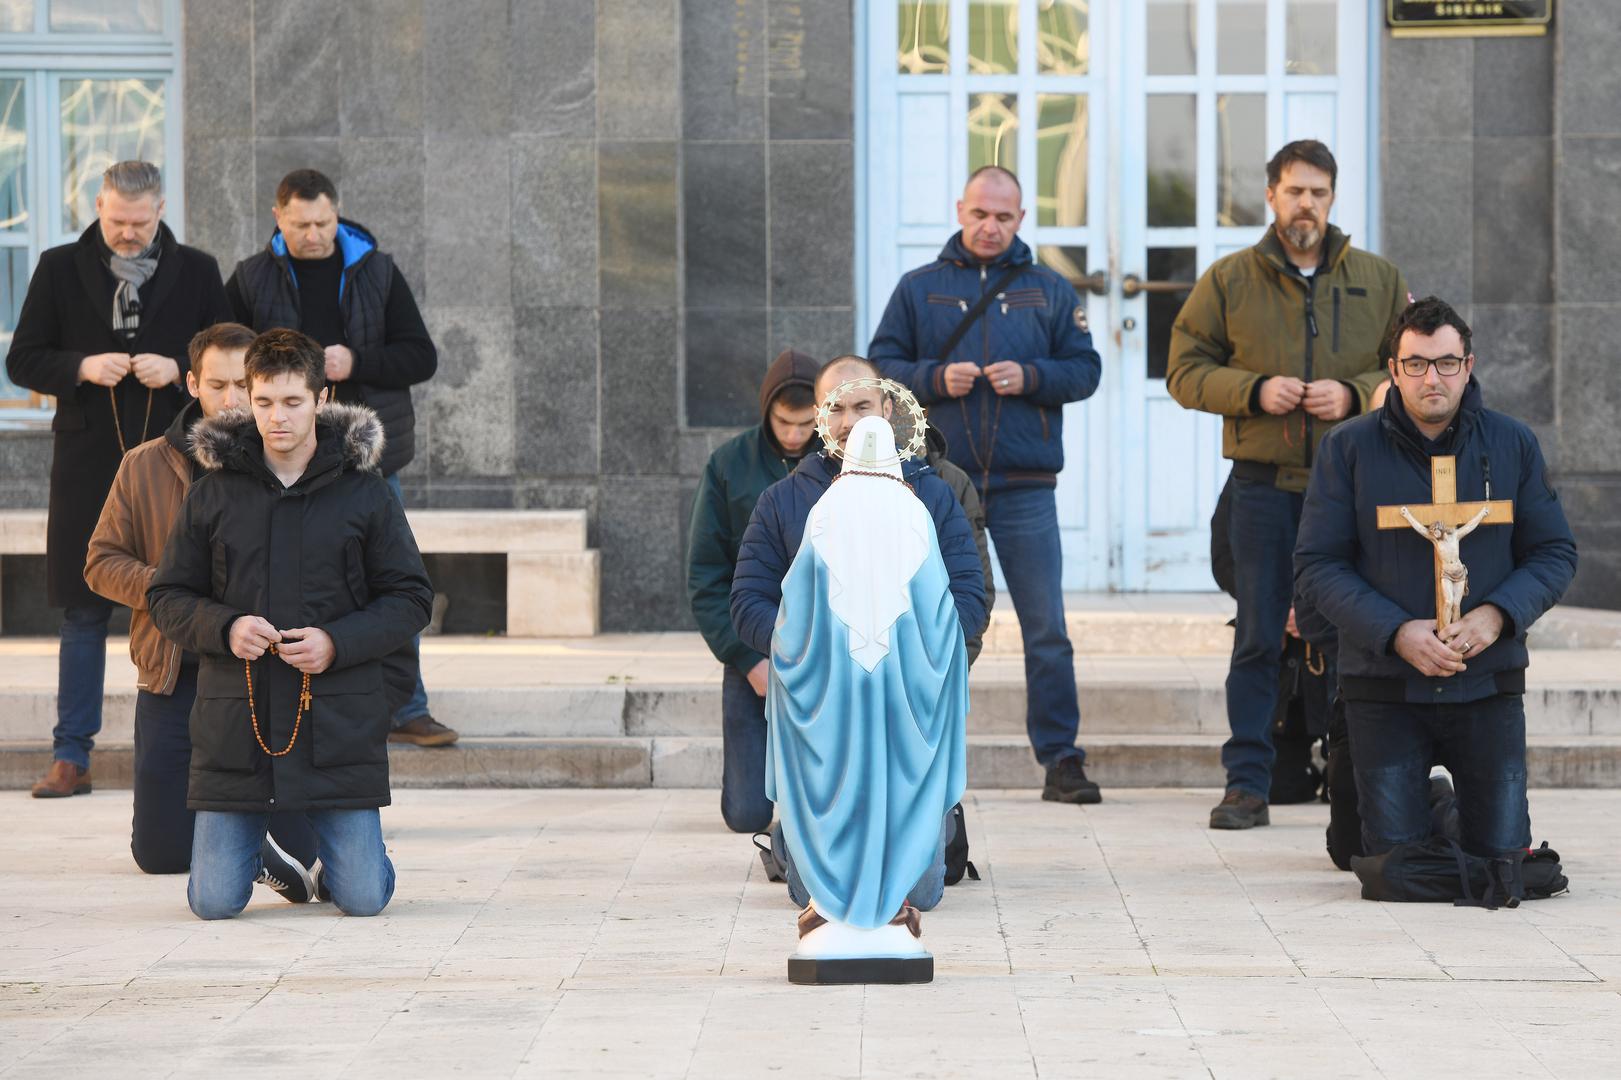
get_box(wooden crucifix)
[1376,455,1513,631]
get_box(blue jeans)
[1223,478,1304,797]
[781,813,952,914]
[984,486,1082,766]
[384,473,431,725]
[721,664,773,833]
[1346,694,1531,858]
[53,601,114,769]
[131,662,319,875]
[188,807,395,920]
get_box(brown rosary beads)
[244,642,313,757]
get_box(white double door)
[862,0,1369,589]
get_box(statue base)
[788,955,934,985]
[789,904,934,984]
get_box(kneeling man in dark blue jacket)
[731,355,988,910]
[1295,297,1576,858]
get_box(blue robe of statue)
[765,468,969,931]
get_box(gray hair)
[101,160,163,198]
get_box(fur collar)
[189,401,386,474]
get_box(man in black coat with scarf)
[149,329,432,919]
[5,160,230,799]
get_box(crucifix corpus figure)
[1399,503,1491,628]
[1376,454,1512,632]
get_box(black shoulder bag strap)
[937,264,1026,361]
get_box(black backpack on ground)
[944,802,979,885]
[1351,838,1568,909]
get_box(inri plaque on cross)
[1376,455,1513,632]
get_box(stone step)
[9,666,1617,742]
[7,734,1621,791]
[979,598,1621,655]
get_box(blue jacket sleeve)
[869,281,949,406]
[927,481,989,641]
[1021,278,1102,408]
[1479,431,1578,639]
[1294,430,1414,656]
[729,488,791,659]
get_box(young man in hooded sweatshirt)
[149,328,432,920]
[688,348,822,834]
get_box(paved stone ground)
[3,788,1619,1079]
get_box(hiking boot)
[388,715,459,747]
[1209,789,1270,830]
[1042,757,1102,804]
[31,760,91,798]
[257,835,317,903]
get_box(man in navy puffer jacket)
[869,166,1102,804]
[1295,297,1576,859]
[731,357,988,664]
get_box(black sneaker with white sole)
[257,835,317,903]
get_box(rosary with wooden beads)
[245,642,312,757]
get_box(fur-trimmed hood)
[189,401,386,476]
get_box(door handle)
[1080,269,1109,296]
[1121,273,1196,297]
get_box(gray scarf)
[107,235,159,341]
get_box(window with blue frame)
[0,0,180,417]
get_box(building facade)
[0,0,1613,631]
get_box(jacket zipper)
[1303,272,1319,467]
[1332,286,1342,353]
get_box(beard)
[1277,215,1323,252]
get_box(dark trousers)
[1222,477,1304,797]
[1345,694,1531,858]
[131,662,319,874]
[985,486,1083,766]
[720,664,773,833]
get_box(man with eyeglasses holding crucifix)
[1295,297,1576,862]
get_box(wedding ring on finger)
[1000,378,1009,387]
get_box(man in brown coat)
[84,323,319,899]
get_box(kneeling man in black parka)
[150,328,432,920]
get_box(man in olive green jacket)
[1167,139,1408,831]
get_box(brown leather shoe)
[31,760,91,798]
[387,715,459,747]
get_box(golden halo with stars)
[814,377,929,466]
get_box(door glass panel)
[899,1,950,74]
[1216,93,1266,226]
[968,92,1018,173]
[59,76,166,233]
[1036,93,1087,226]
[1145,247,1197,379]
[1146,94,1195,227]
[1036,245,1089,293]
[1036,0,1089,75]
[1,246,34,402]
[1217,0,1266,75]
[50,0,162,33]
[0,0,32,32]
[1146,0,1196,76]
[0,79,27,232]
[1286,0,1336,75]
[969,0,1018,74]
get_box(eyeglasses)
[1395,354,1468,378]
